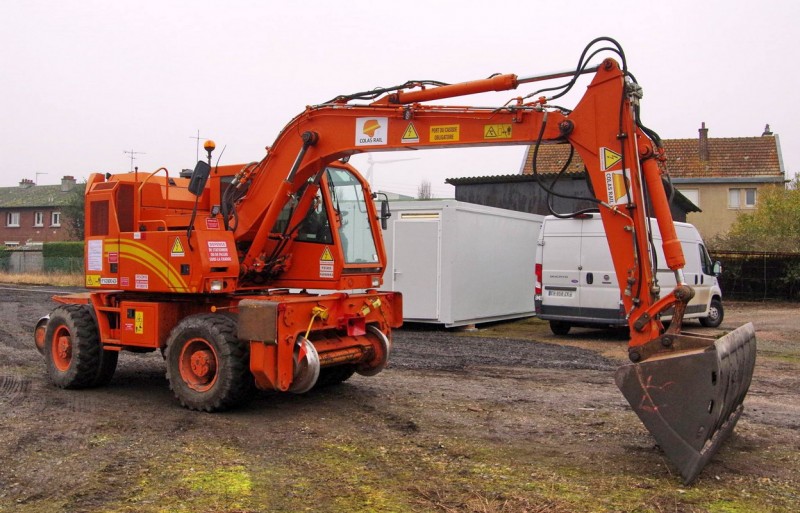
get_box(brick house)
[516,124,786,239]
[0,176,84,246]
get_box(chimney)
[762,124,773,136]
[698,122,709,161]
[19,178,35,189]
[61,175,76,192]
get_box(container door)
[391,219,441,320]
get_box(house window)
[728,188,757,209]
[4,241,20,247]
[676,188,699,207]
[51,212,61,227]
[34,211,44,227]
[745,188,757,207]
[728,189,740,208]
[6,212,20,227]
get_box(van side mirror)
[188,160,211,196]
[713,261,723,276]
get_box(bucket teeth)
[616,323,756,484]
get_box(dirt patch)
[1,287,798,512]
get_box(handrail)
[138,167,171,208]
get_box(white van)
[534,214,723,335]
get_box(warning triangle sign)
[601,147,623,170]
[171,237,185,256]
[401,123,419,143]
[320,247,334,261]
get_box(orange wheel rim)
[51,326,72,372]
[178,339,218,392]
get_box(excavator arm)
[210,39,757,483]
[230,58,688,346]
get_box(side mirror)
[188,161,211,196]
[713,261,723,276]
[380,199,391,230]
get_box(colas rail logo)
[363,119,381,137]
[356,117,388,146]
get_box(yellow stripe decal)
[106,240,189,291]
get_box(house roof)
[0,183,85,208]
[519,133,785,181]
[445,172,701,213]
[661,137,783,178]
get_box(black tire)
[700,298,724,328]
[44,304,117,389]
[314,365,356,389]
[549,320,571,336]
[165,314,254,412]
[94,349,119,386]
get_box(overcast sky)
[2,0,797,197]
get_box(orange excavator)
[34,38,755,484]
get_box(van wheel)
[700,299,724,328]
[549,320,571,336]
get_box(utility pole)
[123,149,145,172]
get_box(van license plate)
[547,290,574,298]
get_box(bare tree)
[417,179,432,199]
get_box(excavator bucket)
[615,323,757,484]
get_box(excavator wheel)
[356,325,392,377]
[288,336,320,394]
[165,314,254,412]
[44,304,118,389]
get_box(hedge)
[0,247,9,272]
[43,242,84,273]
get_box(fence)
[0,249,83,274]
[710,250,800,302]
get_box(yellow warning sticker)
[320,247,334,262]
[134,311,144,335]
[85,274,101,287]
[171,237,185,257]
[484,124,512,139]
[600,147,623,171]
[401,123,419,143]
[430,124,460,142]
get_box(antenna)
[35,172,48,185]
[123,149,146,172]
[189,130,207,162]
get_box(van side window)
[699,244,713,275]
